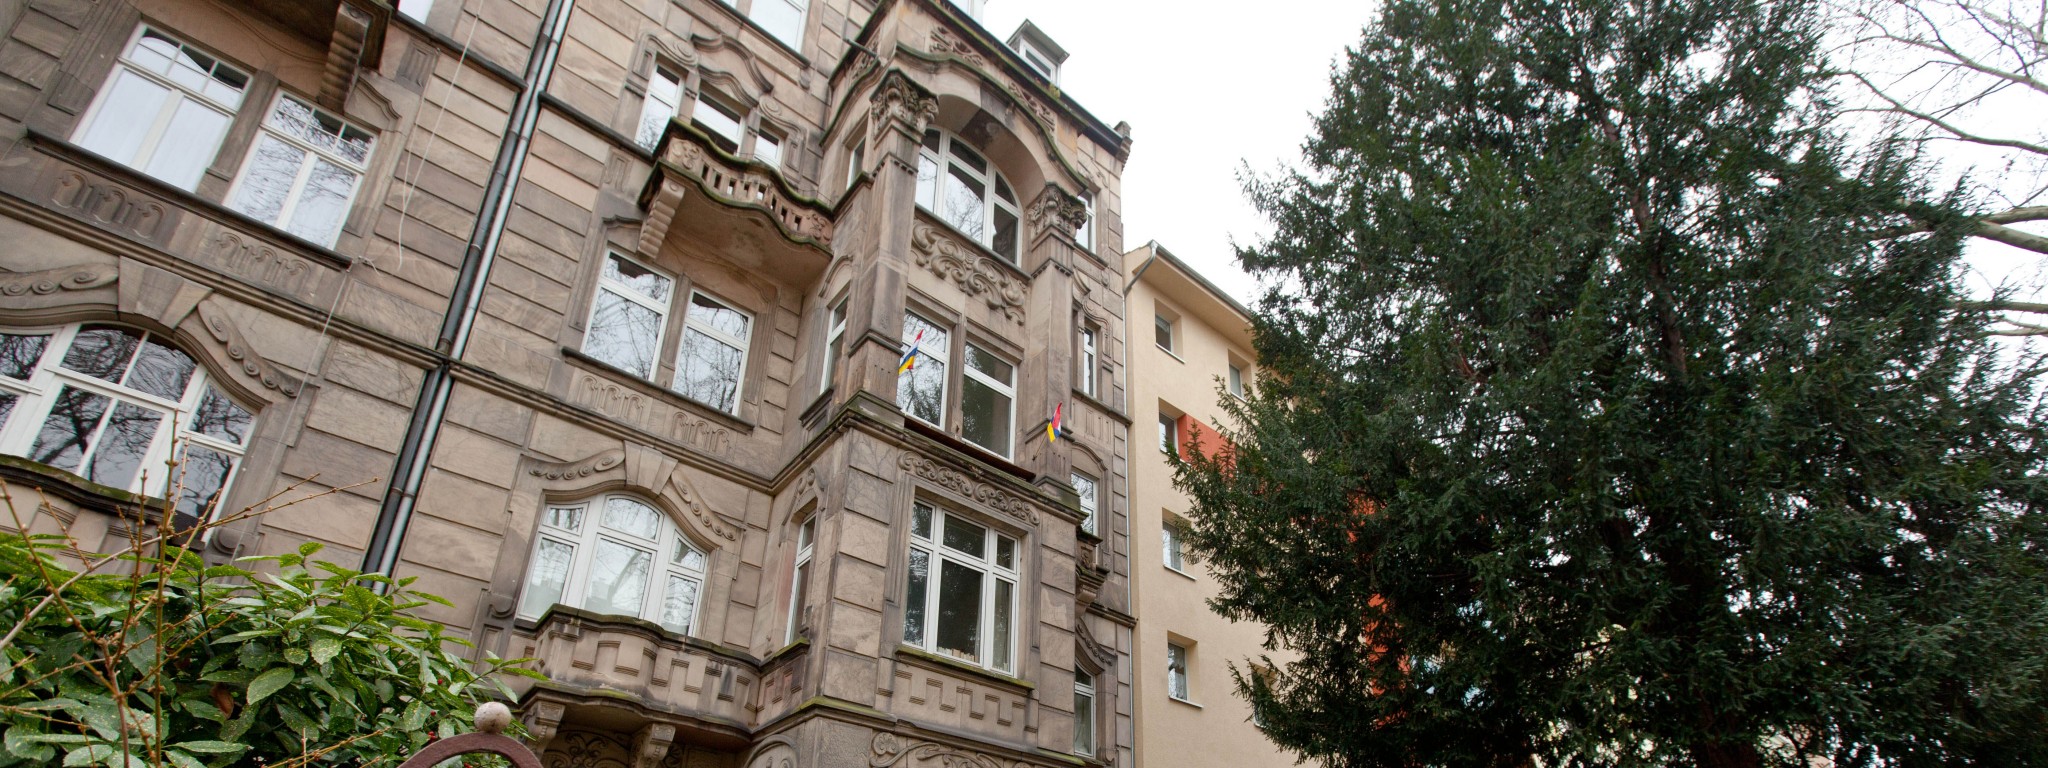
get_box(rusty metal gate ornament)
[393,703,542,768]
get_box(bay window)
[226,94,375,247]
[897,312,949,426]
[903,501,1019,673]
[74,27,247,192]
[518,495,708,635]
[916,129,1021,263]
[960,343,1015,458]
[0,325,254,521]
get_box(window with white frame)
[1077,322,1099,398]
[637,66,685,150]
[638,72,787,169]
[845,139,866,192]
[1166,640,1191,700]
[226,94,375,247]
[396,0,432,21]
[1154,313,1175,352]
[0,325,254,522]
[1071,471,1097,536]
[960,342,1015,458]
[584,253,673,380]
[717,0,808,50]
[820,297,847,395]
[518,495,708,634]
[1073,667,1097,756]
[1159,413,1178,455]
[903,501,1019,673]
[1075,194,1094,252]
[754,128,784,168]
[1227,363,1245,399]
[1163,514,1188,572]
[73,27,248,191]
[674,291,752,414]
[916,129,1021,263]
[897,312,949,426]
[692,90,746,152]
[787,512,815,642]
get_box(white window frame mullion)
[821,299,847,395]
[961,342,1015,459]
[588,254,675,377]
[78,28,244,176]
[680,289,752,412]
[226,94,375,244]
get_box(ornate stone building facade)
[0,0,1136,766]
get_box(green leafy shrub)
[0,531,540,768]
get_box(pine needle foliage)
[1177,0,2048,765]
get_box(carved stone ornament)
[0,264,117,297]
[867,70,938,142]
[195,299,303,398]
[869,733,1020,768]
[1026,184,1088,242]
[897,453,1038,526]
[528,448,737,544]
[671,471,740,542]
[545,730,631,768]
[1076,618,1119,671]
[528,449,626,481]
[910,225,1027,324]
[655,131,834,244]
[925,29,1056,129]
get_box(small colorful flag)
[897,330,924,375]
[1046,402,1074,442]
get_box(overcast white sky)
[979,1,1379,305]
[974,1,2044,310]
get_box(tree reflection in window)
[1,324,254,520]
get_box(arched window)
[0,324,255,521]
[519,495,709,635]
[916,129,1021,263]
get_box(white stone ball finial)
[474,702,513,734]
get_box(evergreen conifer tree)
[1179,0,2048,765]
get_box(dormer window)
[1006,20,1069,85]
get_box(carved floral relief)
[909,225,1028,324]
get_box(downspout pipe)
[361,0,578,576]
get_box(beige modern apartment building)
[0,0,1143,765]
[1123,242,1288,766]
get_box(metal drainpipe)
[361,0,578,577]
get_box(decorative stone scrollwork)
[0,264,116,296]
[544,730,631,768]
[527,449,626,481]
[1027,184,1088,242]
[869,733,1018,768]
[868,70,939,142]
[924,30,1057,129]
[897,453,1038,526]
[195,299,303,398]
[671,473,740,542]
[910,225,1028,324]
